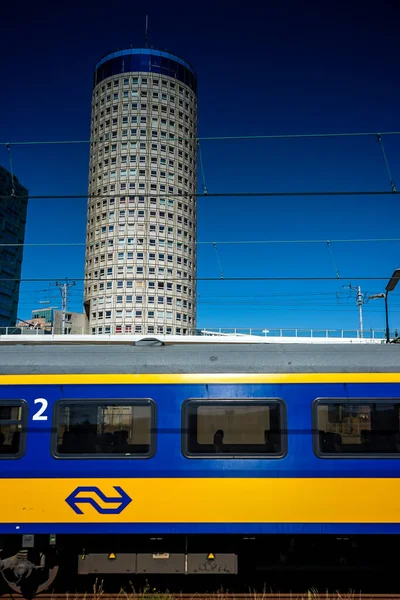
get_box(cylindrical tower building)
[84,49,197,335]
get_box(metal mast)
[55,280,75,334]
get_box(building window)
[53,400,155,458]
[183,400,286,458]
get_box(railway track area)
[7,595,400,600]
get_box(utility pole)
[342,284,366,338]
[356,286,364,339]
[55,280,75,334]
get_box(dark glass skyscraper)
[0,165,28,327]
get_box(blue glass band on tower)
[93,48,197,94]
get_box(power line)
[198,237,400,245]
[16,304,399,313]
[197,291,392,298]
[16,295,400,305]
[3,130,400,146]
[17,288,397,297]
[197,305,400,313]
[0,190,399,201]
[4,237,400,248]
[7,275,400,282]
[14,300,400,311]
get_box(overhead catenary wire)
[3,130,400,146]
[14,302,400,313]
[16,289,394,298]
[14,300,400,309]
[15,293,400,306]
[3,237,400,247]
[6,275,400,282]
[19,293,400,302]
[5,131,400,325]
[0,190,399,200]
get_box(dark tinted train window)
[0,402,25,458]
[315,399,400,456]
[53,400,155,458]
[183,399,285,457]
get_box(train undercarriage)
[1,534,399,597]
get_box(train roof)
[0,338,399,374]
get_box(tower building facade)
[84,49,198,335]
[0,165,28,328]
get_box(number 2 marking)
[33,398,48,421]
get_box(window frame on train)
[51,398,156,459]
[181,398,287,459]
[313,397,400,458]
[0,399,27,460]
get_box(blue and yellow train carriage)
[0,339,400,594]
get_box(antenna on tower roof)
[145,15,149,47]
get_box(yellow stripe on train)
[0,373,400,385]
[0,478,400,523]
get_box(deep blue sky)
[1,0,400,334]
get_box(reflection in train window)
[53,399,155,458]
[183,399,286,457]
[315,399,400,456]
[0,402,26,458]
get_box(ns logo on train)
[65,486,132,515]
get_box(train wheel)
[1,549,59,597]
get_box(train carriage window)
[0,401,26,458]
[53,399,155,458]
[315,399,400,456]
[183,399,286,458]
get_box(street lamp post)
[384,293,389,343]
[369,268,400,343]
[385,268,400,343]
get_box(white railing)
[197,327,392,340]
[0,326,396,343]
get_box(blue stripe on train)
[2,523,400,535]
